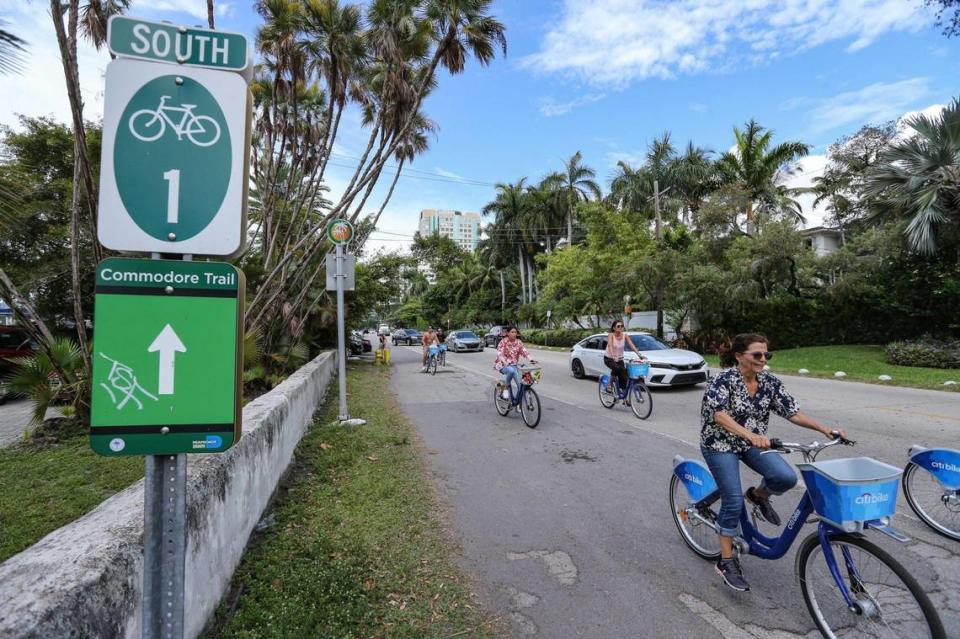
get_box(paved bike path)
[389,344,959,638]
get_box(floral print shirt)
[494,338,530,371]
[700,368,800,453]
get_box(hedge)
[520,328,597,347]
[886,337,960,369]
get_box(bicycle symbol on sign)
[128,95,222,147]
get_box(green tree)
[716,119,810,229]
[865,97,960,254]
[544,151,602,246]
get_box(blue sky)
[2,0,958,253]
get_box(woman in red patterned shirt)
[494,326,536,400]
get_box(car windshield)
[455,331,478,339]
[628,333,668,351]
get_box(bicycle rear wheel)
[903,461,960,542]
[630,382,653,420]
[598,380,616,408]
[669,474,720,559]
[797,532,945,639]
[494,385,511,416]
[520,387,541,428]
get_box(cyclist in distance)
[701,332,846,592]
[422,326,439,371]
[494,326,535,399]
[604,319,647,404]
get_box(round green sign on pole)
[327,218,354,246]
[114,74,232,242]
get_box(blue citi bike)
[670,435,945,638]
[598,360,653,420]
[425,345,445,375]
[494,363,542,428]
[903,445,960,542]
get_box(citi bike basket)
[494,363,542,429]
[903,446,960,542]
[426,346,441,375]
[598,360,652,419]
[669,436,946,638]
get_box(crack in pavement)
[507,549,579,586]
[678,593,820,639]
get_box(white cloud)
[146,1,235,21]
[434,167,468,182]
[0,5,109,129]
[524,0,929,88]
[538,93,605,117]
[805,78,933,133]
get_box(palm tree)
[865,98,960,254]
[716,119,810,230]
[370,110,436,226]
[79,0,130,48]
[207,0,216,28]
[546,151,602,246]
[0,23,26,75]
[670,142,716,224]
[483,180,532,302]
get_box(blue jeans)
[500,365,520,398]
[701,446,798,537]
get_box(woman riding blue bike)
[701,332,845,592]
[604,320,646,405]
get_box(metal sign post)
[142,453,186,639]
[326,219,364,426]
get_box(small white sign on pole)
[325,253,356,291]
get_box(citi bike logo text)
[932,460,960,473]
[683,472,703,486]
[855,492,890,505]
[129,96,221,147]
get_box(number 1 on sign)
[163,169,180,224]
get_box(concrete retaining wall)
[0,351,336,638]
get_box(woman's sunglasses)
[745,351,773,361]
[614,324,624,329]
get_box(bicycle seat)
[181,103,197,109]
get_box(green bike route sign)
[107,16,249,73]
[97,58,251,256]
[90,258,244,456]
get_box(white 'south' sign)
[98,58,251,256]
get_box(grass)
[704,345,960,392]
[204,364,501,639]
[0,421,144,562]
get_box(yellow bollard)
[374,349,383,364]
[383,347,391,365]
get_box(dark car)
[0,326,36,404]
[392,328,422,345]
[348,331,364,356]
[484,325,508,347]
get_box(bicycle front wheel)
[630,382,653,420]
[903,461,960,542]
[493,385,511,416]
[520,387,541,428]
[797,532,945,639]
[669,474,720,560]
[598,381,616,408]
[429,356,438,375]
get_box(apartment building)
[418,209,481,252]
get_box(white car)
[569,332,709,387]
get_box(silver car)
[446,330,484,352]
[569,332,708,386]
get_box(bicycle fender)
[908,447,960,490]
[672,456,719,503]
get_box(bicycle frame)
[600,374,643,400]
[155,97,199,137]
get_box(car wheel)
[571,359,585,379]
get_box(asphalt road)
[388,340,960,638]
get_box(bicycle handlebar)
[768,431,856,454]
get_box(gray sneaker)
[746,487,782,526]
[716,557,750,592]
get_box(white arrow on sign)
[148,324,186,395]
